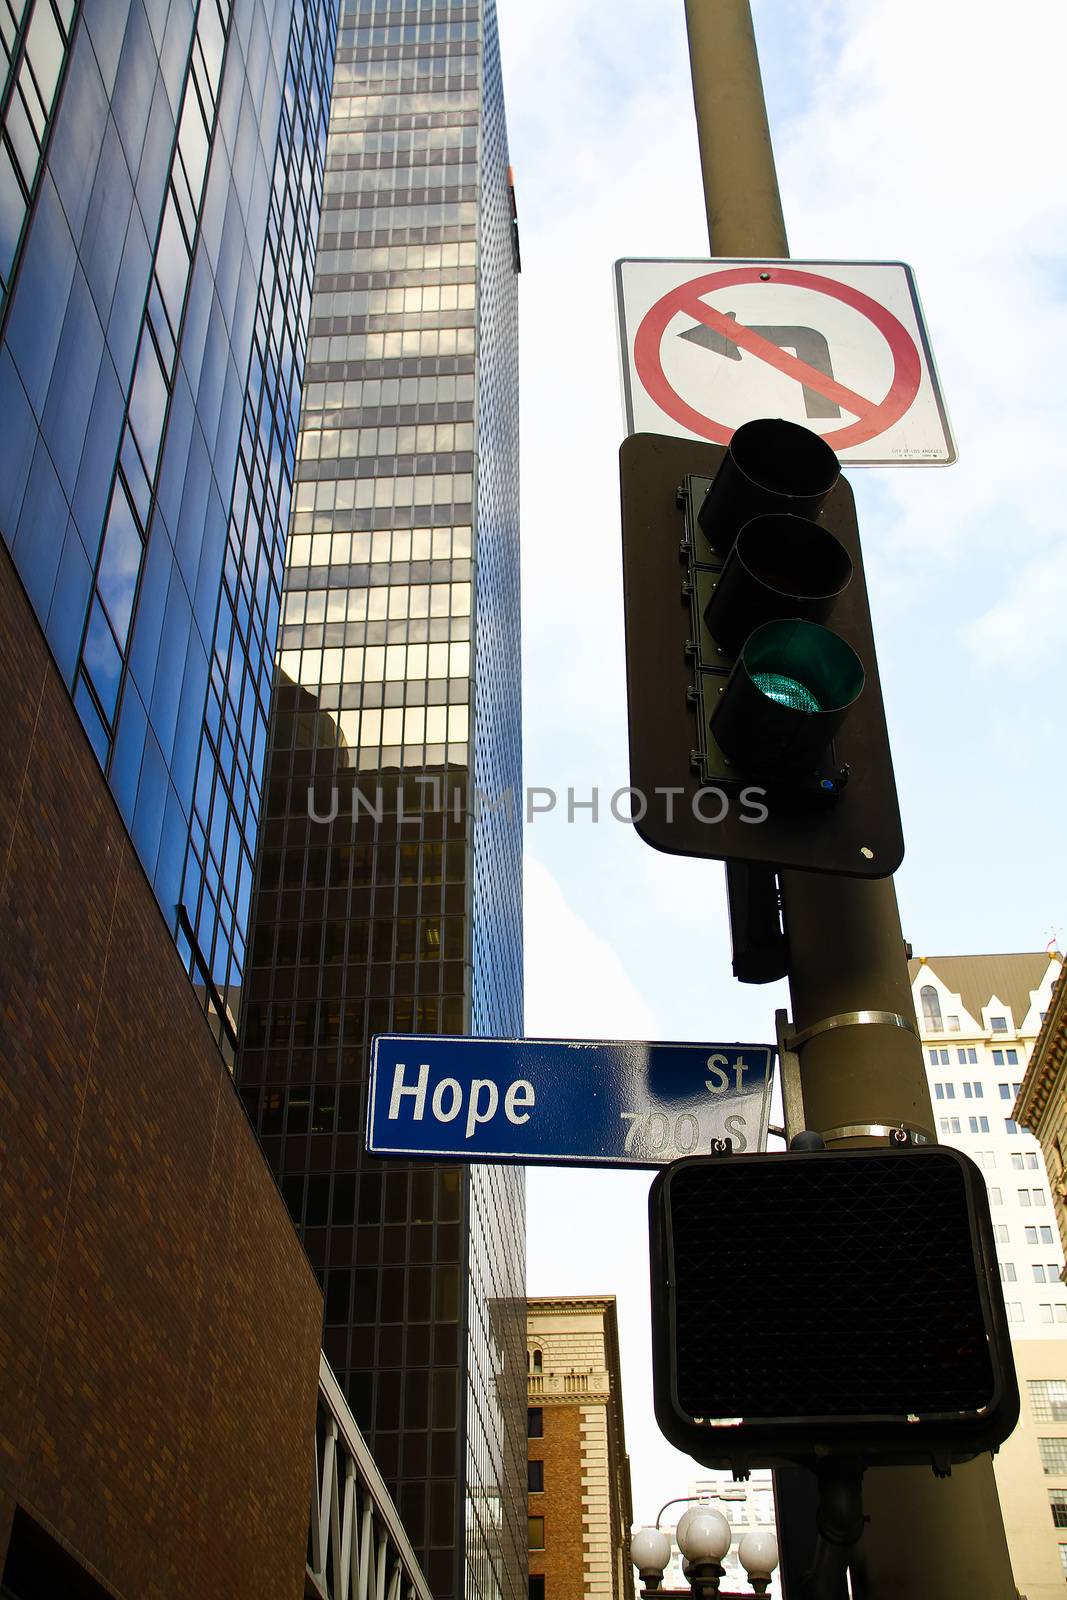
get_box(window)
[940,1049,950,1065]
[528,1347,543,1374]
[1044,1441,1067,1475]
[947,1015,960,1031]
[991,1016,1008,1032]
[530,1579,546,1600]
[528,1408,543,1438]
[1035,1188,1047,1205]
[1027,1227,1039,1244]
[1060,1544,1067,1576]
[999,1083,1012,1099]
[1020,1190,1032,1207]
[994,1224,1010,1243]
[528,1517,545,1550]
[1027,1153,1040,1170]
[993,1050,1005,1067]
[1006,1301,1023,1322]
[921,986,943,1030]
[1012,1153,1025,1170]
[1042,1226,1055,1244]
[1031,1381,1067,1422]
[1007,1049,1019,1066]
[940,1117,961,1135]
[928,1048,939,1066]
[968,1116,989,1133]
[528,1459,544,1493]
[999,1263,1017,1283]
[1005,1120,1018,1136]
[989,1187,1003,1205]
[935,1082,943,1099]
[1035,1265,1048,1283]
[958,1049,978,1066]
[1042,1304,1055,1324]
[1052,1492,1067,1530]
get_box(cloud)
[961,540,1067,673]
[523,852,658,1038]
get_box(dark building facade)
[0,0,337,1050]
[234,3,526,1599]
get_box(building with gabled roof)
[909,949,1067,1600]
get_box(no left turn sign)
[615,258,956,465]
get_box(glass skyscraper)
[0,0,337,1051]
[233,3,525,1599]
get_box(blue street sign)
[366,1035,775,1167]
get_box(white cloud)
[523,852,658,1039]
[962,540,1067,673]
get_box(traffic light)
[648,1145,1019,1476]
[619,421,903,876]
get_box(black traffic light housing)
[619,423,904,876]
[648,1145,1019,1477]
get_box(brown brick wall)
[529,1404,584,1600]
[0,543,324,1599]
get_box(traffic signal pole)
[682,2,1017,1595]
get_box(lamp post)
[632,1499,779,1599]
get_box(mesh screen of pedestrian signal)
[648,1146,1019,1471]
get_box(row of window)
[296,470,473,511]
[329,124,478,157]
[994,1222,1056,1245]
[308,327,476,362]
[927,1046,1019,1066]
[316,286,476,322]
[319,199,478,234]
[288,524,472,571]
[984,1187,1047,1207]
[304,373,476,412]
[1005,1303,1067,1323]
[970,1150,1040,1171]
[919,985,1038,1035]
[300,420,474,458]
[998,1263,1060,1283]
[329,88,480,120]
[318,241,478,277]
[325,159,478,193]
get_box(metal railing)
[307,1355,432,1600]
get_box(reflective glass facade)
[234,2,525,1597]
[0,0,337,1049]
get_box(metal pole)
[682,3,1017,1595]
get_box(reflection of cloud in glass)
[96,488,143,644]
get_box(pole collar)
[782,1008,917,1053]
[819,1121,933,1145]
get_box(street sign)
[366,1035,775,1167]
[614,258,955,465]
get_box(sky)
[495,0,1067,1541]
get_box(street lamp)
[631,1498,779,1599]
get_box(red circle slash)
[633,266,923,450]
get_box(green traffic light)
[752,672,823,714]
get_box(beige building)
[526,1297,632,1600]
[910,950,1067,1599]
[1017,958,1067,1262]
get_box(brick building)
[526,1298,632,1600]
[0,536,324,1596]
